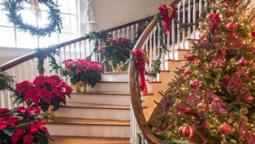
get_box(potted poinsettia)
[62,59,103,93]
[0,107,50,144]
[97,37,133,72]
[14,75,72,112]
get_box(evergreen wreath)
[4,0,62,37]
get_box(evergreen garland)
[0,71,13,91]
[4,0,62,37]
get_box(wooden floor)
[50,136,130,144]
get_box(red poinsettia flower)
[23,134,34,144]
[11,129,24,144]
[0,108,9,114]
[15,75,72,112]
[15,81,33,94]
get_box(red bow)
[131,50,148,96]
[159,4,176,34]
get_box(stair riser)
[68,94,130,106]
[102,74,128,82]
[47,124,130,138]
[55,107,130,121]
[87,83,129,93]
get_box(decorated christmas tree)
[152,0,255,143]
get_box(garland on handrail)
[145,4,176,78]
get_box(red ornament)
[221,47,227,56]
[189,79,202,90]
[238,57,249,67]
[244,95,254,104]
[251,32,255,38]
[202,123,210,129]
[178,124,194,139]
[226,22,238,31]
[218,123,232,134]
[197,102,207,113]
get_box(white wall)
[92,0,169,30]
[0,47,32,65]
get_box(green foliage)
[69,70,101,87]
[35,48,59,75]
[85,31,111,60]
[4,0,62,37]
[100,38,134,69]
[0,71,13,91]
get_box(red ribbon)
[131,50,148,96]
[159,4,176,34]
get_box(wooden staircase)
[47,72,131,144]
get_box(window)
[0,0,81,48]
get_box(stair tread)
[103,71,128,74]
[51,136,130,144]
[64,102,130,110]
[97,81,128,83]
[72,91,130,95]
[48,117,130,126]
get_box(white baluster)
[177,3,181,50]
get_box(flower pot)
[72,81,87,93]
[47,106,54,119]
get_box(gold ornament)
[240,115,248,122]
[210,129,218,136]
[230,139,237,144]
[251,113,255,119]
[233,123,240,129]
[240,107,249,115]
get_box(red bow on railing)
[131,50,148,96]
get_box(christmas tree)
[152,0,255,143]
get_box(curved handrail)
[129,17,160,144]
[0,16,153,72]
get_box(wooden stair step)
[51,136,130,144]
[64,102,130,110]
[72,92,130,96]
[48,117,130,126]
[69,93,131,106]
[47,117,130,138]
[55,103,130,120]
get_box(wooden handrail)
[128,17,160,144]
[128,0,202,143]
[0,16,153,72]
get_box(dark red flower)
[15,81,33,94]
[251,32,255,38]
[23,134,34,144]
[11,129,24,144]
[0,108,9,114]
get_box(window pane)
[18,8,37,26]
[38,11,52,28]
[0,9,12,26]
[59,33,76,42]
[0,27,15,47]
[62,14,77,33]
[39,34,59,47]
[16,30,38,48]
[58,0,77,14]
